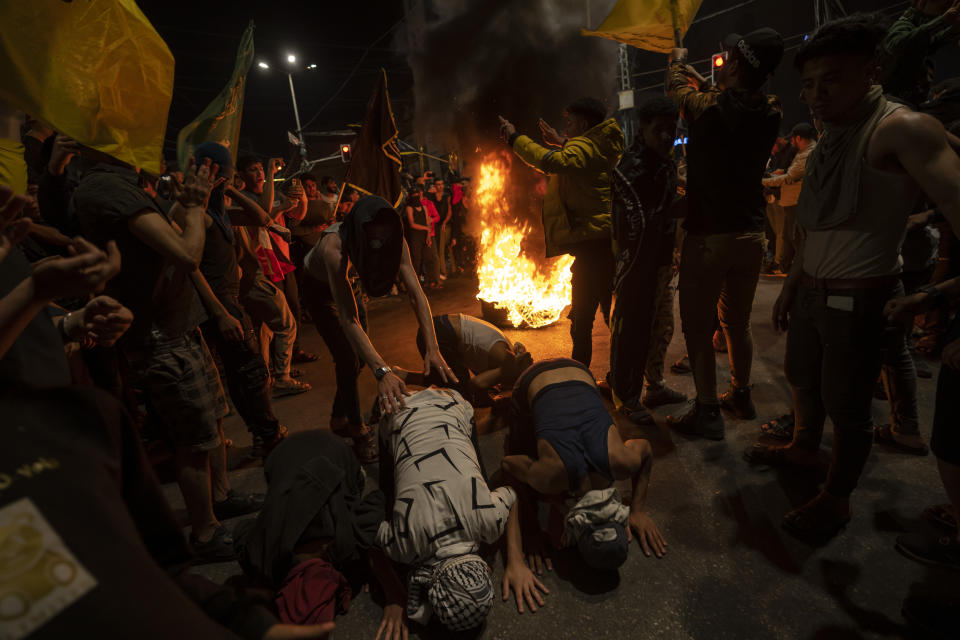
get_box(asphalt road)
[174,273,951,640]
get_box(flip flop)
[923,504,959,533]
[874,425,929,456]
[743,443,821,469]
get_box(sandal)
[923,504,959,533]
[760,414,794,441]
[874,424,929,456]
[782,498,851,543]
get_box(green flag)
[176,21,254,169]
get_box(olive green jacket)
[512,118,624,257]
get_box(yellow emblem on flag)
[0,0,174,175]
[583,0,704,53]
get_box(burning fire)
[475,156,574,328]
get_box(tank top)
[199,223,241,318]
[303,222,342,281]
[802,107,920,279]
[457,314,510,373]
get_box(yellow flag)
[583,0,704,53]
[0,0,174,175]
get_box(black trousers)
[301,272,367,425]
[200,310,280,440]
[569,239,614,367]
[785,283,898,498]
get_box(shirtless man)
[499,358,666,613]
[397,313,533,401]
[300,196,456,461]
[746,14,960,541]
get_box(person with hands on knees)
[499,358,665,614]
[376,387,514,633]
[300,195,457,463]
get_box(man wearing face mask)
[499,98,624,368]
[301,195,457,464]
[608,95,687,426]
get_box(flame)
[475,156,574,328]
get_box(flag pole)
[670,0,683,47]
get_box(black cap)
[789,122,817,139]
[723,28,784,78]
[576,521,629,571]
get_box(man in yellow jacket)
[499,98,624,366]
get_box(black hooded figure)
[339,196,405,297]
[300,195,457,463]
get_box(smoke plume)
[404,0,620,240]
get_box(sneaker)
[190,526,236,564]
[719,385,757,420]
[671,355,692,375]
[213,489,266,520]
[272,378,311,398]
[895,532,960,571]
[667,401,724,440]
[643,383,687,408]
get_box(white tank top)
[458,314,510,373]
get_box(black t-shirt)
[684,90,781,235]
[73,164,203,344]
[200,221,242,320]
[0,247,71,389]
[426,192,449,220]
[0,387,241,639]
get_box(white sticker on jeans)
[826,295,855,312]
[0,498,97,640]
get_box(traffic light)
[711,52,725,85]
[340,143,352,163]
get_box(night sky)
[141,0,960,169]
[139,0,412,167]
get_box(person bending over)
[499,358,666,613]
[376,387,515,632]
[396,312,533,404]
[300,196,457,462]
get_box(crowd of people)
[2,3,960,639]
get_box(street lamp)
[257,54,318,165]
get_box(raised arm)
[666,56,720,122]
[129,160,216,269]
[225,184,272,227]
